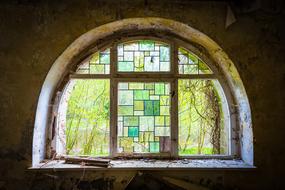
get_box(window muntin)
[57,39,231,158]
[117,82,171,153]
[117,40,170,72]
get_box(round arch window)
[55,38,232,158]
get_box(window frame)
[57,36,237,159]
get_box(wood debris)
[65,157,110,167]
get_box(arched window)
[55,38,232,158]
[33,18,253,167]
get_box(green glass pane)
[155,83,165,95]
[144,101,153,115]
[153,101,160,116]
[144,100,160,116]
[119,137,133,152]
[118,91,133,105]
[118,106,133,116]
[160,62,170,71]
[134,101,144,111]
[178,54,188,65]
[159,46,170,61]
[128,127,139,137]
[124,116,139,126]
[90,64,104,73]
[198,61,212,74]
[139,40,155,51]
[100,53,110,64]
[119,83,128,89]
[160,106,169,115]
[124,51,134,61]
[155,127,170,136]
[140,116,154,131]
[160,96,169,106]
[118,61,133,71]
[179,47,188,55]
[129,83,144,89]
[123,127,128,137]
[188,53,199,64]
[145,83,154,90]
[134,90,149,100]
[90,52,99,64]
[155,116,165,126]
[149,142,159,153]
[184,65,198,74]
[165,116,170,125]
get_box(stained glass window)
[77,48,110,74]
[117,40,170,72]
[57,39,231,158]
[178,47,212,74]
[178,79,228,155]
[117,82,171,153]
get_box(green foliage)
[178,79,226,155]
[66,79,110,156]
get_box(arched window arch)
[33,18,253,166]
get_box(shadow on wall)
[27,172,233,190]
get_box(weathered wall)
[0,0,284,189]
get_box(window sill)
[28,159,256,171]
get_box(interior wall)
[0,0,284,189]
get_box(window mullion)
[170,43,178,158]
[110,45,117,157]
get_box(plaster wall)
[0,0,284,189]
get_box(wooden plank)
[65,157,110,167]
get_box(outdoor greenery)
[178,79,227,155]
[65,79,110,156]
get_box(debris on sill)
[65,157,110,168]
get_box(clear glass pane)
[118,82,171,153]
[64,79,110,156]
[178,47,212,74]
[118,40,170,72]
[76,48,110,74]
[178,79,229,155]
